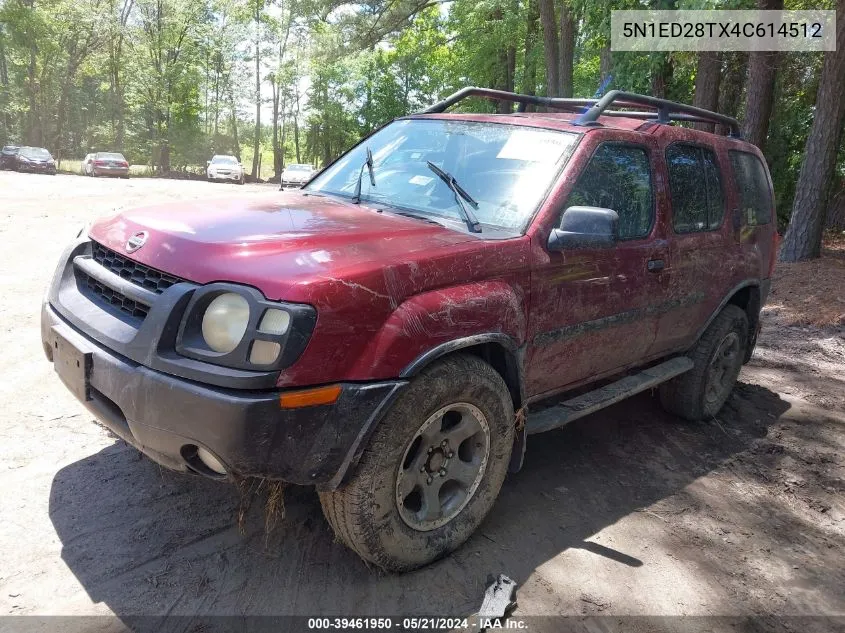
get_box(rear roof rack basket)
[420,87,741,138]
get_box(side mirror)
[547,206,619,251]
[206,160,211,166]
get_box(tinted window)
[667,144,724,233]
[730,151,772,226]
[565,143,654,239]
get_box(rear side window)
[729,151,773,226]
[666,144,725,233]
[565,143,654,240]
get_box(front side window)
[564,143,654,239]
[306,119,579,233]
[730,150,773,226]
[667,144,725,233]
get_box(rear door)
[525,131,672,399]
[650,140,741,355]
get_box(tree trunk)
[650,54,673,99]
[826,186,845,230]
[229,85,241,161]
[558,1,575,98]
[293,114,301,163]
[271,79,280,179]
[496,45,516,113]
[599,44,612,87]
[692,51,721,132]
[742,0,783,149]
[779,0,845,262]
[715,52,746,136]
[251,0,261,179]
[538,0,559,97]
[27,42,39,145]
[522,0,539,108]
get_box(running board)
[526,356,694,435]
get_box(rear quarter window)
[729,151,773,226]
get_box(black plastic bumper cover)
[42,303,405,489]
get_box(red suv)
[42,88,777,571]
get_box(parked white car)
[207,155,244,184]
[281,163,315,188]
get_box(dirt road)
[0,171,843,630]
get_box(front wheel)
[659,304,749,421]
[319,354,514,571]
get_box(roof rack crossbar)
[421,87,594,115]
[574,90,740,137]
[420,87,741,137]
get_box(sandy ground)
[0,171,843,631]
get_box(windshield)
[211,156,237,165]
[22,147,51,159]
[305,119,578,233]
[98,152,125,161]
[286,164,312,172]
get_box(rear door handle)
[647,259,665,272]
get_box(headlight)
[201,292,250,352]
[176,284,317,371]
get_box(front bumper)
[42,302,405,488]
[208,172,242,181]
[18,162,56,174]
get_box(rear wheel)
[659,305,748,421]
[319,354,514,571]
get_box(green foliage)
[0,0,835,207]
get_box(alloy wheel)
[395,402,490,531]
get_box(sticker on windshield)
[497,130,569,163]
[409,175,434,186]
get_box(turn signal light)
[279,384,342,409]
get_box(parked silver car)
[281,163,315,187]
[207,155,244,184]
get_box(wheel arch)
[399,334,525,412]
[694,280,762,361]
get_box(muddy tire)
[319,354,514,572]
[659,305,749,421]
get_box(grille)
[81,242,186,320]
[82,273,150,319]
[92,242,183,293]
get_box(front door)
[525,134,671,400]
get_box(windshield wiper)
[352,147,376,204]
[425,161,481,233]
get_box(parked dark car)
[1,145,20,170]
[15,146,57,174]
[43,88,777,572]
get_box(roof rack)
[421,87,741,138]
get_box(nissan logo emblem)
[126,231,149,253]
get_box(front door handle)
[647,259,665,272]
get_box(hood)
[88,191,475,301]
